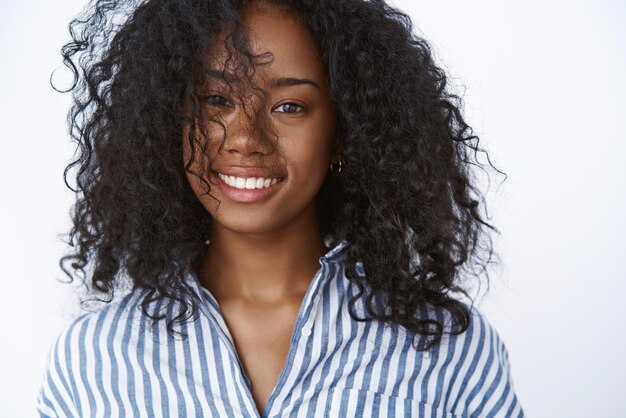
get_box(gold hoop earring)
[330,156,343,173]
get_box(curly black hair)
[57,0,504,351]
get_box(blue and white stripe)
[37,240,524,417]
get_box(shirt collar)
[320,237,349,264]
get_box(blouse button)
[301,326,312,336]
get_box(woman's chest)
[219,300,301,414]
[57,313,470,418]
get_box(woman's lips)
[213,171,285,203]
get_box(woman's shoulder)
[425,302,524,417]
[37,289,153,416]
[39,290,150,375]
[459,302,512,358]
[417,301,511,349]
[424,302,515,381]
[53,289,146,344]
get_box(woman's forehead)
[204,6,327,88]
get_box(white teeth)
[218,173,282,190]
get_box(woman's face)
[184,4,337,236]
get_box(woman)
[38,0,524,416]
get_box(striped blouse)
[37,239,525,417]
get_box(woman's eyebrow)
[204,69,320,90]
[203,69,235,83]
[268,76,320,90]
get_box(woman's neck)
[197,216,328,305]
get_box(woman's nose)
[222,100,274,157]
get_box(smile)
[217,172,285,190]
[213,171,286,203]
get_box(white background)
[1,0,624,416]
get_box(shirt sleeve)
[453,309,525,418]
[36,324,82,418]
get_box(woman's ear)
[330,135,341,164]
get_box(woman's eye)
[204,95,230,106]
[274,103,303,114]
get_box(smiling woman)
[184,5,338,232]
[38,0,524,417]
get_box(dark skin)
[183,3,340,413]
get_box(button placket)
[261,260,339,417]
